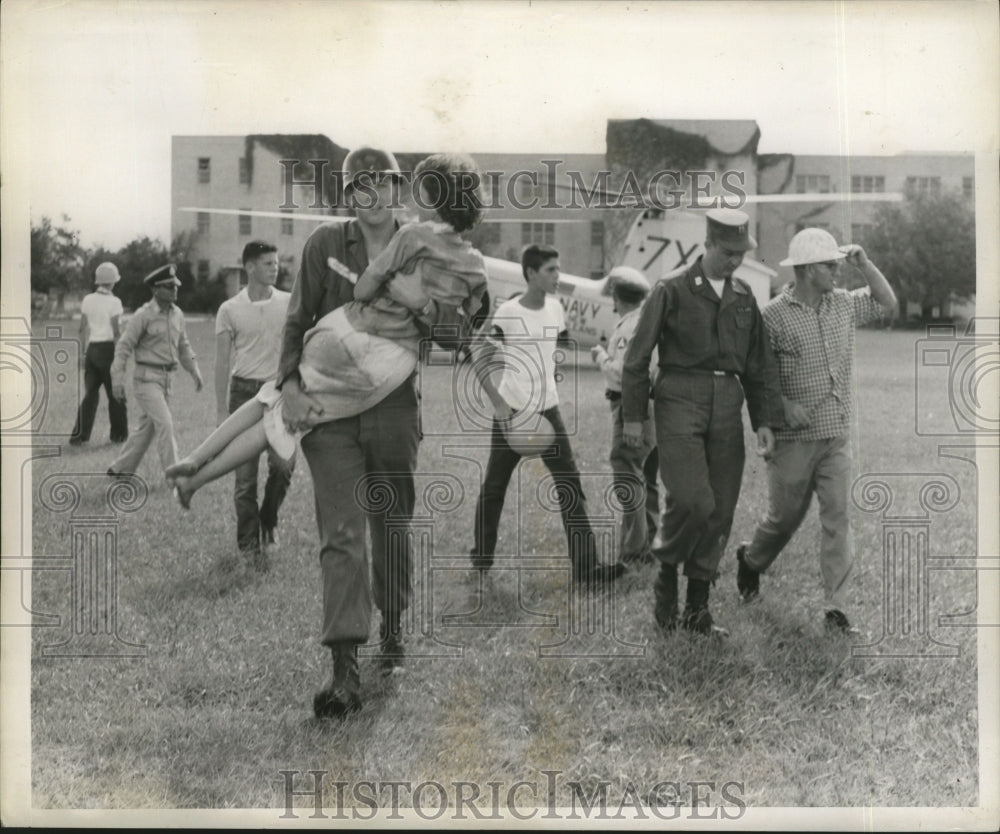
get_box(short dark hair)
[413,153,483,233]
[242,240,277,266]
[521,244,559,280]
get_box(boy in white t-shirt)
[469,244,625,588]
[69,262,128,444]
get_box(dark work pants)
[609,401,660,561]
[71,341,128,443]
[652,372,746,581]
[471,406,599,577]
[229,376,295,554]
[300,377,419,647]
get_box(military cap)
[705,208,756,251]
[343,146,402,193]
[143,264,181,288]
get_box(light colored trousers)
[109,366,178,476]
[744,435,852,610]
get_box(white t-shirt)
[80,289,123,343]
[215,287,291,381]
[490,295,567,414]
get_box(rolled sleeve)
[850,287,884,328]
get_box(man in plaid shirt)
[735,228,897,634]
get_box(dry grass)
[27,320,981,814]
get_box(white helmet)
[94,262,121,285]
[780,228,847,267]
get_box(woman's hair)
[413,153,483,233]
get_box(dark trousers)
[653,372,746,581]
[71,341,128,443]
[229,376,295,553]
[300,377,420,647]
[609,401,660,561]
[472,406,599,577]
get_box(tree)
[112,236,171,310]
[862,191,975,320]
[30,215,87,305]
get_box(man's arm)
[78,313,89,358]
[214,333,233,422]
[176,315,204,392]
[742,304,785,432]
[111,310,143,398]
[842,244,898,320]
[277,226,329,388]
[470,319,513,420]
[622,283,668,423]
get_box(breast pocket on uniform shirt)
[733,305,754,329]
[147,318,168,339]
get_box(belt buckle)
[713,370,725,377]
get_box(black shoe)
[824,609,859,635]
[314,644,362,718]
[106,468,126,478]
[736,544,760,603]
[469,549,493,572]
[110,435,127,444]
[576,561,626,590]
[378,615,405,677]
[681,605,730,637]
[69,437,85,446]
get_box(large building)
[172,122,974,312]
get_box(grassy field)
[26,319,982,815]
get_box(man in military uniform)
[621,208,783,636]
[591,266,660,565]
[108,265,204,478]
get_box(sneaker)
[314,644,362,719]
[736,544,760,602]
[824,609,859,635]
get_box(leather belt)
[137,361,177,372]
[661,366,736,378]
[605,389,622,402]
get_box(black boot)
[653,561,679,631]
[682,578,729,637]
[378,611,405,677]
[313,643,362,718]
[736,544,760,602]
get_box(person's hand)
[385,273,430,312]
[590,344,606,365]
[192,373,204,393]
[494,400,514,424]
[838,243,870,269]
[623,420,645,448]
[281,377,325,433]
[112,383,126,402]
[784,399,811,430]
[756,426,776,459]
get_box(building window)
[590,220,605,247]
[197,260,210,281]
[239,210,252,236]
[963,177,974,200]
[906,176,941,197]
[521,222,555,246]
[198,157,211,184]
[238,157,249,184]
[795,174,831,193]
[281,210,294,235]
[197,211,210,233]
[851,223,873,244]
[851,175,885,193]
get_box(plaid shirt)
[763,285,885,441]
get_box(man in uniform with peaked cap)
[621,208,784,637]
[108,264,204,478]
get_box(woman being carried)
[166,153,487,508]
